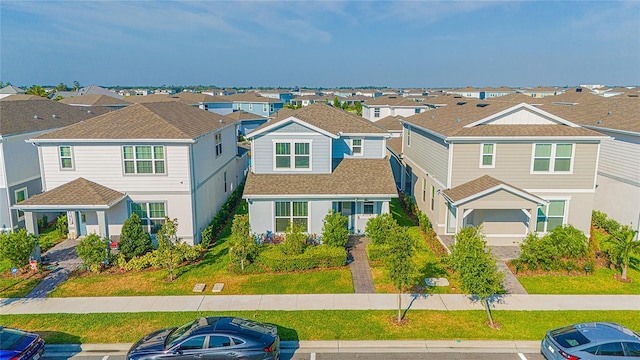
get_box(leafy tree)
[282,222,307,255]
[447,226,504,328]
[333,96,341,108]
[387,228,415,322]
[354,101,363,116]
[119,213,153,260]
[56,215,68,239]
[73,80,81,91]
[229,214,255,271]
[321,210,349,248]
[26,85,48,97]
[76,234,109,272]
[52,95,64,101]
[56,83,68,92]
[365,213,400,245]
[0,229,37,269]
[156,217,181,281]
[606,229,640,280]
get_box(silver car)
[541,322,640,359]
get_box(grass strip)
[2,310,639,344]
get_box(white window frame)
[430,185,435,211]
[351,138,363,156]
[130,202,166,234]
[422,179,427,202]
[363,201,375,215]
[272,140,312,171]
[236,103,242,110]
[274,201,308,232]
[123,145,166,175]
[536,199,568,233]
[480,143,496,168]
[406,126,411,147]
[263,103,268,112]
[214,132,223,157]
[374,108,380,118]
[59,146,74,170]
[249,103,253,111]
[531,143,575,174]
[14,187,28,221]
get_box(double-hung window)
[407,126,411,146]
[422,179,427,202]
[248,103,253,111]
[59,146,74,169]
[263,103,268,112]
[215,133,223,157]
[274,201,308,232]
[14,188,27,221]
[274,141,310,170]
[532,144,573,173]
[275,143,291,168]
[270,104,274,112]
[131,202,166,234]
[351,139,363,156]
[536,200,566,232]
[374,108,380,118]
[430,185,435,211]
[363,201,375,215]
[123,146,165,174]
[480,143,495,167]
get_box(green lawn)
[50,201,354,297]
[2,310,639,344]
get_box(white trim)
[246,116,339,139]
[7,175,41,188]
[122,145,167,176]
[530,143,575,174]
[447,142,453,188]
[524,188,594,193]
[593,142,601,191]
[14,187,28,221]
[479,143,496,168]
[581,125,639,137]
[244,194,397,200]
[520,209,532,218]
[451,184,547,206]
[534,197,570,233]
[339,132,389,138]
[272,139,313,172]
[30,138,195,144]
[265,132,325,136]
[463,103,581,128]
[447,136,606,142]
[58,145,75,170]
[350,138,363,156]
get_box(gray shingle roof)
[16,178,125,207]
[442,175,543,204]
[60,94,131,106]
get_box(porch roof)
[14,178,126,210]
[243,158,398,197]
[442,175,546,206]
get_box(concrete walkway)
[2,294,639,314]
[26,238,82,298]
[347,236,376,293]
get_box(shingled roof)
[364,95,427,107]
[375,115,404,131]
[244,158,398,197]
[60,94,131,106]
[225,110,267,121]
[442,175,545,205]
[15,178,125,208]
[35,102,236,140]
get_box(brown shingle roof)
[0,99,111,137]
[60,94,131,106]
[0,94,45,101]
[36,102,235,140]
[375,115,404,131]
[225,110,267,121]
[244,158,398,196]
[16,178,125,207]
[365,95,426,107]
[442,175,543,204]
[223,93,283,103]
[386,137,403,155]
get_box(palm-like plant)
[26,85,49,97]
[606,229,640,280]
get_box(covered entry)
[441,175,547,246]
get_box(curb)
[45,340,542,354]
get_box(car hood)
[128,328,175,355]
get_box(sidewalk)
[3,294,639,314]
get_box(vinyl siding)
[192,125,238,185]
[402,125,449,186]
[594,174,640,227]
[0,143,6,188]
[252,133,332,174]
[332,137,385,159]
[451,142,598,190]
[597,131,640,185]
[3,132,42,185]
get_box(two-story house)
[60,94,132,110]
[400,97,607,246]
[243,103,397,235]
[0,97,111,232]
[15,102,248,245]
[362,95,429,122]
[256,90,294,104]
[224,93,284,117]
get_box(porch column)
[67,210,78,239]
[96,211,109,239]
[527,208,537,234]
[381,201,390,214]
[456,207,466,232]
[24,211,39,236]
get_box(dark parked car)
[0,327,45,360]
[541,322,640,359]
[127,317,279,360]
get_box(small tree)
[321,210,349,248]
[365,213,399,245]
[282,222,307,255]
[333,96,341,108]
[387,228,415,322]
[56,215,68,239]
[229,215,255,271]
[26,85,48,97]
[447,226,504,328]
[354,101,363,116]
[76,234,109,272]
[72,80,81,91]
[0,229,37,269]
[606,229,640,280]
[119,213,153,260]
[156,217,181,281]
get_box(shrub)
[592,210,623,235]
[56,215,68,239]
[416,210,432,234]
[258,245,346,272]
[119,213,153,260]
[365,213,399,245]
[366,243,392,262]
[0,229,37,269]
[321,210,349,248]
[229,214,256,270]
[548,225,589,259]
[76,234,109,272]
[201,182,244,247]
[518,232,556,270]
[281,223,307,255]
[37,215,49,232]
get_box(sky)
[1,0,639,89]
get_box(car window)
[231,337,245,346]
[597,342,625,356]
[584,345,598,355]
[552,329,590,348]
[625,342,640,356]
[208,335,231,348]
[179,336,206,351]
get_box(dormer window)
[351,139,363,156]
[374,108,380,118]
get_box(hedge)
[201,182,245,247]
[258,245,346,272]
[366,243,392,262]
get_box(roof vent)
[33,115,39,119]
[52,114,57,118]
[219,119,224,123]
[87,110,92,114]
[430,115,435,120]
[455,118,461,123]
[456,101,467,106]
[607,111,612,115]
[477,103,489,107]
[596,120,602,125]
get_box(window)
[14,188,27,220]
[351,139,363,156]
[422,179,426,202]
[215,133,222,157]
[536,200,566,232]
[263,103,268,112]
[430,185,435,211]
[584,342,625,356]
[123,146,165,174]
[59,146,74,169]
[275,201,308,232]
[625,342,640,356]
[363,201,375,215]
[532,144,573,173]
[208,335,232,348]
[223,171,227,193]
[414,108,421,114]
[249,103,253,110]
[270,104,274,112]
[178,336,205,351]
[275,141,310,169]
[236,103,241,110]
[407,126,411,146]
[481,143,495,167]
[374,108,380,117]
[131,202,166,234]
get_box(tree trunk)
[622,264,628,280]
[397,291,402,322]
[484,298,494,328]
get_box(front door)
[78,211,87,236]
[341,202,353,233]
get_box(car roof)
[189,317,272,341]
[573,322,640,343]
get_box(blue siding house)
[244,103,397,236]
[224,93,284,117]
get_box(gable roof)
[60,94,132,106]
[364,95,427,107]
[0,85,26,94]
[223,93,283,103]
[442,175,546,206]
[14,178,126,209]
[34,102,236,141]
[0,99,112,137]
[225,110,267,121]
[248,102,388,138]
[375,115,404,131]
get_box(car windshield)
[165,320,196,349]
[551,326,591,348]
[0,328,31,350]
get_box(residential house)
[60,94,132,110]
[0,97,111,232]
[224,111,268,137]
[290,95,328,107]
[0,85,26,100]
[15,102,248,245]
[481,87,517,99]
[126,93,235,115]
[376,116,405,191]
[293,89,324,97]
[51,84,123,100]
[356,90,383,98]
[445,87,482,99]
[256,90,294,104]
[243,103,397,235]
[224,93,284,117]
[399,97,607,246]
[362,95,429,121]
[517,87,563,98]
